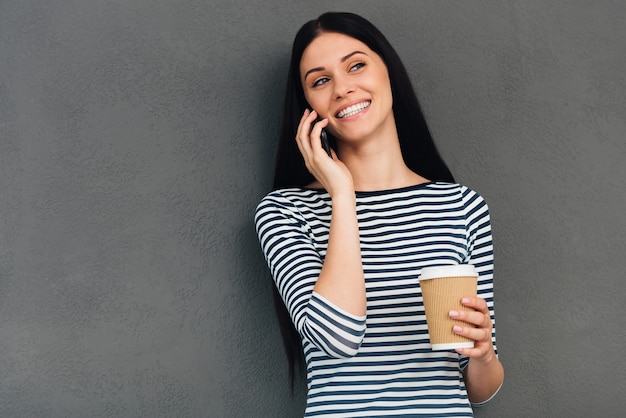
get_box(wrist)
[473,348,498,367]
[330,188,356,205]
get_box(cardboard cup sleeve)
[419,265,478,350]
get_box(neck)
[338,137,428,192]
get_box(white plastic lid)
[419,264,477,281]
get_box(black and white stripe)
[255,182,497,417]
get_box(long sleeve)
[459,187,498,370]
[255,191,366,358]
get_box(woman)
[255,12,504,417]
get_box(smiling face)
[300,32,396,144]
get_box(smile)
[336,101,371,118]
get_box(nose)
[333,74,355,99]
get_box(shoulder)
[255,188,330,225]
[425,182,490,214]
[255,188,299,221]
[256,187,327,210]
[436,181,485,199]
[422,181,482,200]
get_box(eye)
[312,77,330,87]
[349,62,366,72]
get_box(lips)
[336,101,371,118]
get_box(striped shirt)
[255,182,498,417]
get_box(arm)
[296,109,366,317]
[313,191,365,316]
[453,297,504,404]
[255,193,366,358]
[452,187,504,404]
[255,110,367,358]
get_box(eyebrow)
[303,50,368,80]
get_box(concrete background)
[1,0,624,416]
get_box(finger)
[295,109,316,157]
[455,345,493,358]
[452,323,491,344]
[449,308,490,328]
[461,296,489,313]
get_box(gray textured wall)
[1,0,624,417]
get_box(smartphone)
[320,128,332,157]
[313,113,333,157]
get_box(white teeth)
[337,101,370,118]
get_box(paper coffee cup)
[419,264,478,350]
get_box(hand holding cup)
[419,264,478,351]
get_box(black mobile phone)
[320,128,332,157]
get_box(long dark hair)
[271,11,455,390]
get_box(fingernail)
[462,298,471,304]
[453,325,463,332]
[449,310,459,318]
